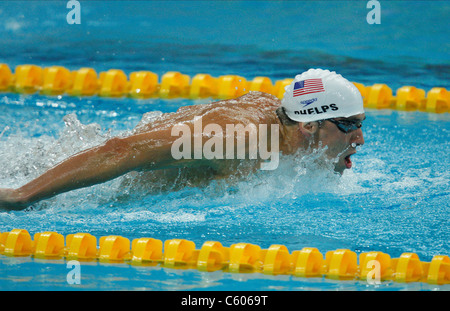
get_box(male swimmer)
[0,69,365,211]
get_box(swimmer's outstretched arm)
[0,129,188,211]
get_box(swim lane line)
[0,64,449,113]
[1,229,449,285]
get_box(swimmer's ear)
[299,121,320,135]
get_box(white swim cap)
[281,69,364,123]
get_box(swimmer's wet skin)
[0,68,365,211]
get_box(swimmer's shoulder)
[233,91,281,108]
[203,92,280,125]
[175,91,280,113]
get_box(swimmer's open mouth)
[344,154,353,169]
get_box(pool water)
[0,1,449,291]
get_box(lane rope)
[0,64,448,113]
[1,229,449,284]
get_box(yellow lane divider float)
[0,229,449,285]
[0,64,448,113]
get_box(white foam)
[0,113,110,188]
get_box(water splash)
[0,113,110,188]
[0,111,363,205]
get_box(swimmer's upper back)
[134,91,281,134]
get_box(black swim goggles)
[318,118,363,134]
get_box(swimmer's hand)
[0,188,28,211]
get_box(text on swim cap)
[294,103,339,115]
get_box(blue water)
[0,1,449,291]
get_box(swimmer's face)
[316,113,366,174]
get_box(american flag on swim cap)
[293,79,325,97]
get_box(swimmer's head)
[281,68,364,123]
[278,69,365,174]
